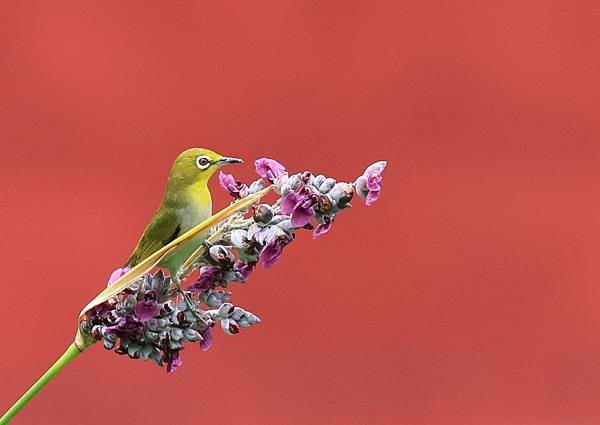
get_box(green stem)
[0,343,82,424]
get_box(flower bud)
[300,171,313,184]
[313,174,326,188]
[129,278,142,291]
[221,318,241,335]
[170,328,184,342]
[217,303,235,318]
[318,178,336,194]
[288,174,303,190]
[316,194,334,214]
[224,270,244,283]
[276,219,294,235]
[354,176,369,200]
[183,328,202,342]
[363,160,387,175]
[139,345,156,361]
[170,310,181,325]
[278,183,292,196]
[123,294,137,312]
[229,229,248,249]
[209,245,235,264]
[231,307,245,321]
[329,182,354,208]
[168,339,183,350]
[127,342,142,358]
[80,321,92,336]
[145,329,160,342]
[274,174,289,194]
[252,204,274,224]
[248,179,265,194]
[103,338,116,350]
[162,300,176,313]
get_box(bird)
[125,147,243,278]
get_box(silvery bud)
[206,290,232,308]
[247,223,262,241]
[223,270,244,283]
[80,321,92,336]
[230,229,249,249]
[316,194,334,214]
[217,303,235,318]
[274,174,289,194]
[139,345,156,361]
[170,310,182,325]
[248,179,265,195]
[123,294,137,312]
[221,318,240,335]
[300,171,313,185]
[276,219,294,235]
[162,300,176,313]
[168,339,183,350]
[183,328,202,342]
[271,214,291,225]
[329,182,354,208]
[150,270,168,293]
[145,329,160,342]
[170,328,184,342]
[238,312,261,327]
[252,204,274,224]
[261,225,287,245]
[103,338,116,350]
[231,307,246,321]
[354,176,368,200]
[209,245,235,264]
[319,178,336,194]
[313,174,326,188]
[278,183,292,196]
[288,174,303,190]
[127,342,142,358]
[364,160,387,175]
[146,319,160,332]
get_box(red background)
[2,1,600,424]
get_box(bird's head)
[170,148,243,186]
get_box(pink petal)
[107,267,129,286]
[365,190,380,206]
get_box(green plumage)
[125,147,242,276]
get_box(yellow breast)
[176,181,213,232]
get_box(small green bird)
[125,148,242,277]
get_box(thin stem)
[0,343,82,425]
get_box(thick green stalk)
[0,343,82,424]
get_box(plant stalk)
[0,343,82,424]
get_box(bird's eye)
[196,156,211,169]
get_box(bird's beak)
[217,156,244,166]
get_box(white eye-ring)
[196,156,211,169]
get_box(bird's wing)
[126,208,181,267]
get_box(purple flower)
[200,327,213,352]
[188,266,222,294]
[134,299,159,322]
[107,267,130,286]
[355,161,386,207]
[281,188,318,227]
[259,235,291,268]
[86,302,112,323]
[164,350,183,374]
[218,171,247,199]
[313,216,334,239]
[235,260,256,280]
[106,316,144,339]
[254,158,287,181]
